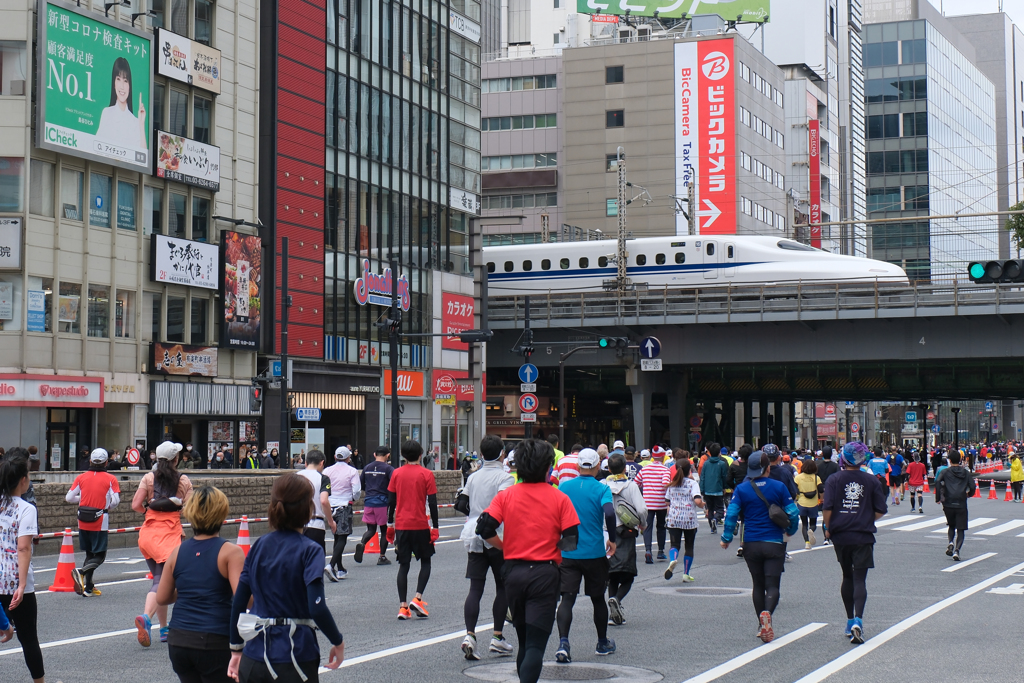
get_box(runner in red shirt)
[65,448,121,596]
[387,440,439,620]
[905,454,928,514]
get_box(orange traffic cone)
[974,481,982,498]
[1005,484,1014,502]
[923,479,930,493]
[988,481,998,499]
[237,516,251,557]
[49,528,77,593]
[363,531,381,555]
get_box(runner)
[388,439,439,620]
[554,444,580,486]
[867,447,891,493]
[460,434,515,660]
[553,448,617,661]
[720,451,799,643]
[65,447,121,597]
[1011,454,1024,503]
[635,446,671,564]
[604,452,646,625]
[624,447,641,481]
[794,458,823,549]
[475,438,580,683]
[906,454,928,513]
[295,450,338,570]
[355,446,395,565]
[324,446,361,580]
[822,442,887,644]
[886,449,906,505]
[728,445,751,557]
[132,441,194,647]
[934,451,976,561]
[547,434,565,466]
[698,443,728,534]
[664,459,703,583]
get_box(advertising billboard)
[577,0,768,21]
[809,119,822,248]
[151,342,219,376]
[441,292,474,351]
[155,28,222,94]
[37,1,152,173]
[220,232,262,350]
[150,234,219,289]
[674,38,737,235]
[156,130,221,191]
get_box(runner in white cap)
[66,448,121,597]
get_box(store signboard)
[0,218,22,270]
[155,28,222,94]
[150,342,219,376]
[448,10,481,43]
[0,374,103,407]
[27,290,45,331]
[150,234,218,289]
[576,0,769,20]
[0,283,11,320]
[383,369,425,397]
[441,292,475,351]
[37,1,153,173]
[156,131,221,191]
[353,259,411,311]
[220,232,262,350]
[433,369,486,402]
[809,119,821,248]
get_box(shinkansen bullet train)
[483,235,909,296]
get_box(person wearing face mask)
[180,444,195,470]
[260,449,276,469]
[211,451,232,470]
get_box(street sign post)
[295,407,321,422]
[640,358,662,372]
[518,394,539,413]
[521,413,537,423]
[932,424,941,433]
[520,383,537,392]
[639,336,661,359]
[518,364,539,383]
[851,422,860,434]
[905,411,917,423]
[985,401,994,411]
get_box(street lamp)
[951,407,961,463]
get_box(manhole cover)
[645,586,750,597]
[464,662,663,683]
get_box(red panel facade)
[275,0,326,358]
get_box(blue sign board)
[518,363,538,383]
[932,424,941,433]
[905,411,917,423]
[985,401,994,411]
[640,336,662,359]
[295,408,321,421]
[27,290,45,332]
[272,360,282,377]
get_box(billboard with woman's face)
[37,1,153,173]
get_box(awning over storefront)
[151,381,261,416]
[288,392,366,411]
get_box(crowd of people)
[0,432,1010,683]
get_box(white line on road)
[875,515,921,528]
[318,623,495,674]
[891,518,947,531]
[788,545,833,556]
[790,560,1024,683]
[0,625,156,657]
[929,518,995,533]
[678,622,827,683]
[941,552,997,572]
[976,520,1024,535]
[35,577,151,596]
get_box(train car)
[483,235,908,296]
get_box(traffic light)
[376,309,402,333]
[458,329,494,344]
[598,337,629,349]
[968,259,1024,283]
[249,385,263,412]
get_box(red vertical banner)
[808,119,821,248]
[441,292,475,351]
[696,38,736,235]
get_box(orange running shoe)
[397,606,413,620]
[410,597,430,618]
[758,611,774,643]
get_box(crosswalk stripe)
[930,518,997,533]
[875,515,920,528]
[941,552,997,572]
[891,517,946,531]
[976,520,1024,536]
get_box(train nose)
[865,259,908,281]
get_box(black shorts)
[466,546,505,584]
[891,474,905,486]
[559,557,609,597]
[741,541,786,577]
[833,543,875,571]
[78,529,108,555]
[944,507,969,531]
[502,561,560,632]
[395,529,435,563]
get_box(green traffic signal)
[599,338,609,348]
[969,263,985,280]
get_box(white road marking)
[788,545,833,556]
[941,552,997,572]
[36,577,151,596]
[875,515,920,528]
[891,518,947,531]
[791,560,1024,683]
[678,622,828,683]
[929,518,996,533]
[0,624,158,657]
[318,623,495,673]
[976,520,1024,536]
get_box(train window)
[598,256,608,267]
[675,253,685,264]
[579,257,589,268]
[560,258,570,269]
[727,246,734,258]
[706,243,715,256]
[655,253,666,265]
[523,260,533,271]
[541,259,551,270]
[777,240,817,251]
[636,254,646,266]
[487,262,495,273]
[504,261,514,272]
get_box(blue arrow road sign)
[518,363,538,383]
[640,336,661,359]
[985,401,994,411]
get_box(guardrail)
[487,281,1024,328]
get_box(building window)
[553,34,560,45]
[867,114,899,139]
[191,297,208,344]
[606,110,624,128]
[58,281,81,334]
[193,95,212,143]
[828,1,837,38]
[29,160,54,217]
[115,290,134,338]
[87,285,109,338]
[89,173,112,228]
[482,153,557,170]
[606,66,624,84]
[482,114,557,131]
[0,157,23,212]
[902,111,927,137]
[0,42,25,95]
[145,291,161,341]
[194,0,213,45]
[145,187,163,236]
[902,38,926,64]
[606,199,618,216]
[117,181,137,231]
[606,154,619,172]
[167,296,186,342]
[169,89,189,138]
[170,193,187,238]
[153,83,165,132]
[864,41,898,67]
[192,196,209,241]
[60,168,83,221]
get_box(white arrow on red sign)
[696,199,722,228]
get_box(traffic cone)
[923,479,930,493]
[973,481,982,498]
[237,516,251,557]
[363,532,380,555]
[49,529,77,593]
[1005,484,1014,502]
[988,481,998,500]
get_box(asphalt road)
[4,496,1024,683]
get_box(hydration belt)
[237,613,318,681]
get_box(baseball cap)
[155,441,183,460]
[613,440,625,450]
[639,449,651,459]
[720,447,729,455]
[747,451,768,476]
[577,448,600,468]
[90,448,109,464]
[335,446,352,460]
[761,443,780,460]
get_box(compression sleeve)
[387,491,397,525]
[557,525,579,552]
[476,511,500,540]
[228,580,254,648]
[602,502,617,544]
[307,578,343,646]
[721,489,742,544]
[428,493,439,528]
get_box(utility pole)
[616,147,628,288]
[687,182,696,235]
[511,297,535,439]
[278,238,291,468]
[389,256,402,468]
[540,213,550,244]
[469,216,487,452]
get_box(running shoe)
[952,549,961,562]
[354,542,365,564]
[462,633,480,660]
[850,617,864,644]
[377,556,392,565]
[664,559,677,580]
[946,543,954,557]
[489,636,514,656]
[808,529,815,546]
[919,508,925,514]
[656,550,667,560]
[645,552,654,565]
[335,569,348,580]
[708,518,716,532]
[555,638,571,663]
[682,574,695,583]
[595,638,616,656]
[325,565,338,582]
[397,606,413,620]
[72,567,85,596]
[710,519,718,534]
[135,614,152,647]
[608,597,624,625]
[84,588,102,597]
[410,597,430,617]
[758,611,774,643]
[805,542,812,550]
[736,547,744,558]
[160,627,169,643]
[844,619,854,637]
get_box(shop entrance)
[46,408,93,471]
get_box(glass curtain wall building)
[864,20,998,279]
